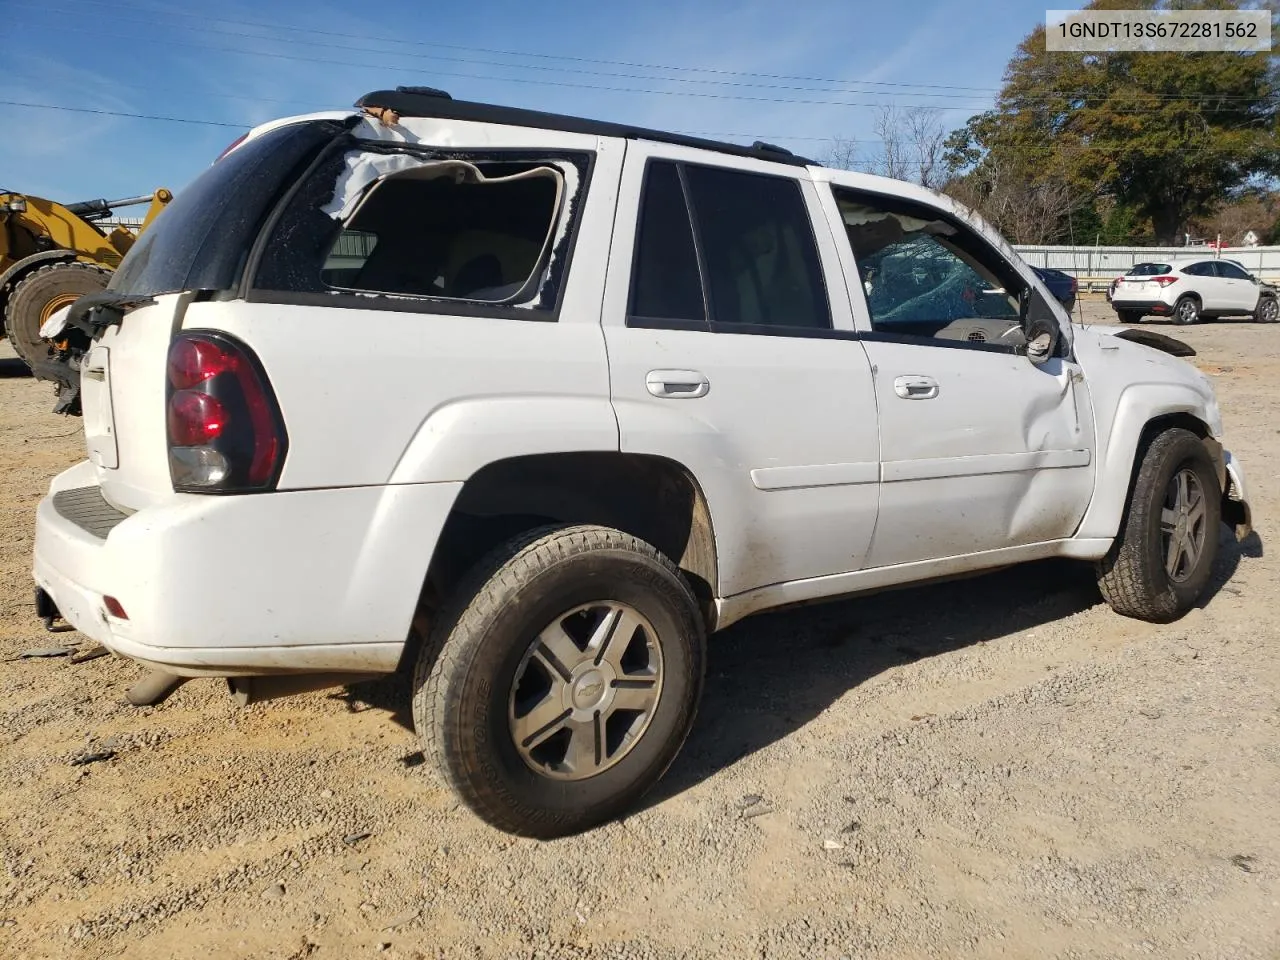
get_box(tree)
[823,107,947,188]
[943,0,1280,244]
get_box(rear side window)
[684,165,831,330]
[1127,263,1171,276]
[253,146,591,317]
[109,119,344,297]
[1182,262,1213,276]
[628,161,706,326]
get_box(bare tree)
[944,159,1078,245]
[823,136,860,172]
[867,106,947,188]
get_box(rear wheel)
[1171,295,1200,326]
[1096,428,1220,623]
[1116,310,1143,324]
[413,524,706,838]
[3,261,111,376]
[1253,295,1279,324]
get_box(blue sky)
[3,0,1052,202]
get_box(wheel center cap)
[1175,517,1188,540]
[572,670,607,709]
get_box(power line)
[9,25,989,113]
[31,0,1007,96]
[0,99,243,127]
[14,19,1270,119]
[16,0,1274,108]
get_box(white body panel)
[30,109,1250,679]
[856,343,1094,566]
[602,142,880,596]
[34,461,461,676]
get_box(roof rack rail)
[352,89,815,167]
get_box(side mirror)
[1019,287,1060,366]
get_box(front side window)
[253,145,591,316]
[1216,261,1253,280]
[832,187,1026,347]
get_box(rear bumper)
[33,461,462,676]
[1111,299,1173,315]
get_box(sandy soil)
[0,302,1277,960]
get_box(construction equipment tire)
[4,262,111,377]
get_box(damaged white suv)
[32,87,1252,838]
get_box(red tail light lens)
[166,332,287,492]
[1152,275,1179,287]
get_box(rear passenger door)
[1182,261,1227,311]
[602,145,881,599]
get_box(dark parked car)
[1032,266,1077,313]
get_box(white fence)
[1014,244,1280,281]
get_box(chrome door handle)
[646,369,710,399]
[893,375,939,400]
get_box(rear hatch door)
[77,117,350,512]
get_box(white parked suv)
[1111,257,1279,325]
[32,88,1253,837]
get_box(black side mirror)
[1019,287,1060,366]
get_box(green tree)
[944,0,1279,244]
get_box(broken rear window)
[251,145,591,317]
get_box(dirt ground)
[1,301,1277,960]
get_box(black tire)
[413,524,706,838]
[1116,310,1143,325]
[1096,428,1221,623]
[3,262,111,376]
[1253,295,1279,324]
[1171,295,1201,326]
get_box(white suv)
[1111,257,1279,325]
[32,88,1252,838]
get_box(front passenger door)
[820,183,1096,569]
[1213,260,1261,313]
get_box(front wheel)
[413,524,706,838]
[1254,295,1279,324]
[1171,295,1201,326]
[1096,428,1221,622]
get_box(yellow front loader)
[0,188,171,375]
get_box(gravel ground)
[1,302,1277,960]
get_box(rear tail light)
[166,332,287,493]
[1152,275,1179,287]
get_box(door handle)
[646,369,710,399]
[893,375,939,400]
